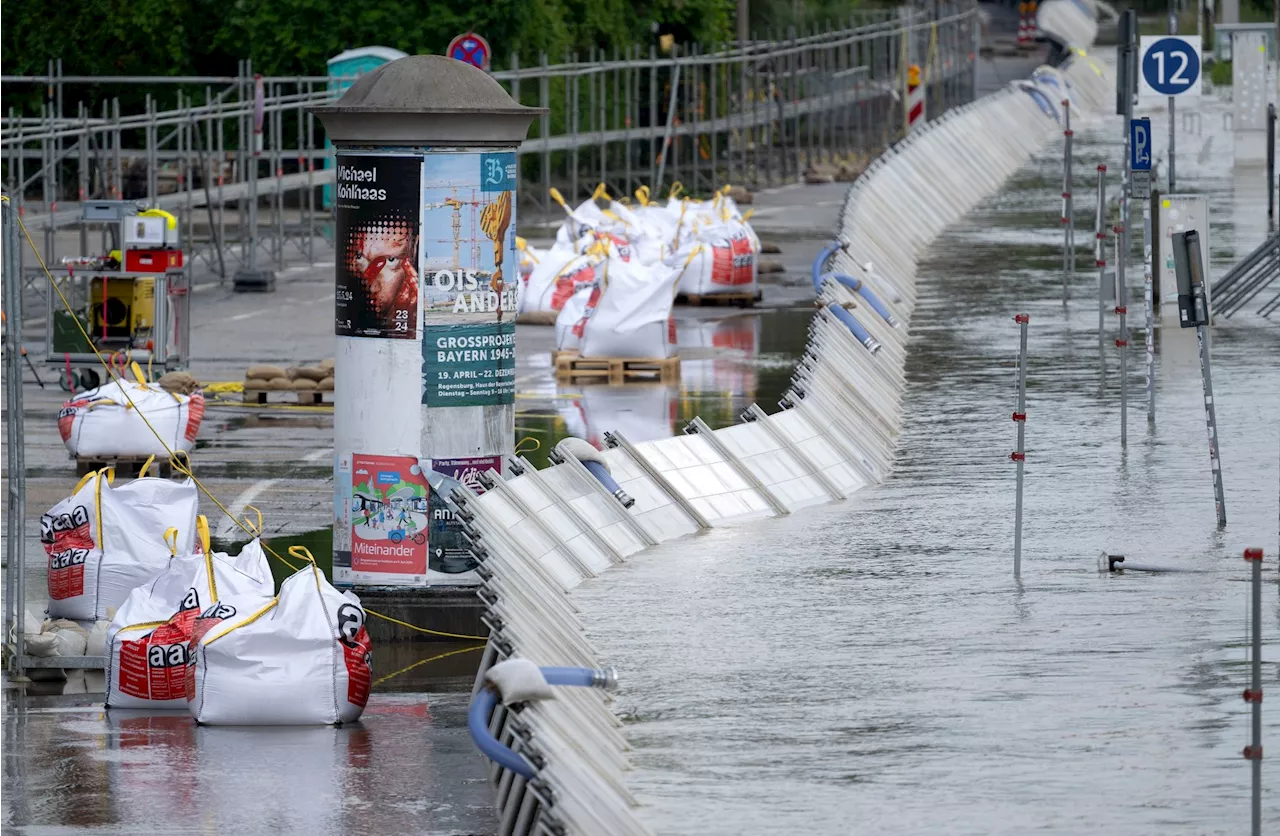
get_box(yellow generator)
[90,276,154,340]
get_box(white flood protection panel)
[458,11,1117,831]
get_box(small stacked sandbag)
[244,360,335,395]
[243,365,291,393]
[286,362,334,393]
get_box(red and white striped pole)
[906,64,925,132]
[1243,547,1263,836]
[1017,2,1031,45]
[1012,313,1029,577]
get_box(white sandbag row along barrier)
[459,47,1114,835]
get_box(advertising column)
[316,54,543,590]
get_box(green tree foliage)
[1,0,740,83]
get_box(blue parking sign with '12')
[1129,118,1152,172]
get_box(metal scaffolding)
[1,3,981,306]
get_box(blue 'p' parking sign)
[1129,119,1152,171]
[1139,36,1202,98]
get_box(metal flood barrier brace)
[457,8,1114,833]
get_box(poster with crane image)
[419,150,518,405]
[334,153,422,339]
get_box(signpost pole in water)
[1096,165,1108,383]
[1143,203,1155,424]
[314,56,543,588]
[1062,99,1074,302]
[1115,232,1128,448]
[1012,314,1029,578]
[1167,5,1177,190]
[1172,229,1226,527]
[1243,547,1263,836]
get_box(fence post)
[1243,547,1263,836]
[1012,313,1029,577]
[1096,164,1108,382]
[1062,98,1073,302]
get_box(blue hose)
[811,241,843,293]
[583,460,635,508]
[827,304,881,353]
[467,666,618,778]
[827,273,898,326]
[467,687,537,779]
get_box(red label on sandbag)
[337,602,372,708]
[117,593,204,701]
[709,231,755,286]
[667,316,677,346]
[550,256,603,311]
[41,505,94,555]
[183,602,239,700]
[184,393,205,442]
[57,401,86,442]
[598,232,632,262]
[48,548,89,599]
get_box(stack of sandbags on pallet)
[286,360,335,395]
[19,611,109,682]
[243,364,292,394]
[59,363,205,458]
[243,359,334,398]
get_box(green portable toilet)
[323,46,410,208]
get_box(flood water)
[572,101,1280,832]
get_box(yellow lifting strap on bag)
[131,361,149,387]
[241,505,263,538]
[548,187,569,212]
[94,467,113,552]
[137,454,157,478]
[591,182,610,202]
[196,514,211,557]
[669,182,684,199]
[635,185,651,206]
[163,527,180,557]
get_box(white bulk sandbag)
[580,259,679,359]
[43,467,199,621]
[693,218,759,294]
[524,246,608,315]
[520,239,583,316]
[106,520,275,710]
[59,365,205,458]
[555,286,599,353]
[188,551,373,726]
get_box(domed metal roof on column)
[312,54,545,146]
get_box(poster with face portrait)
[335,154,422,339]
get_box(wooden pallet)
[675,289,763,308]
[243,387,334,405]
[75,454,180,479]
[555,352,680,383]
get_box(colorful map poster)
[348,453,429,585]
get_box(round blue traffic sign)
[1142,37,1200,96]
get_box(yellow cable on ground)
[371,643,485,688]
[11,201,488,643]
